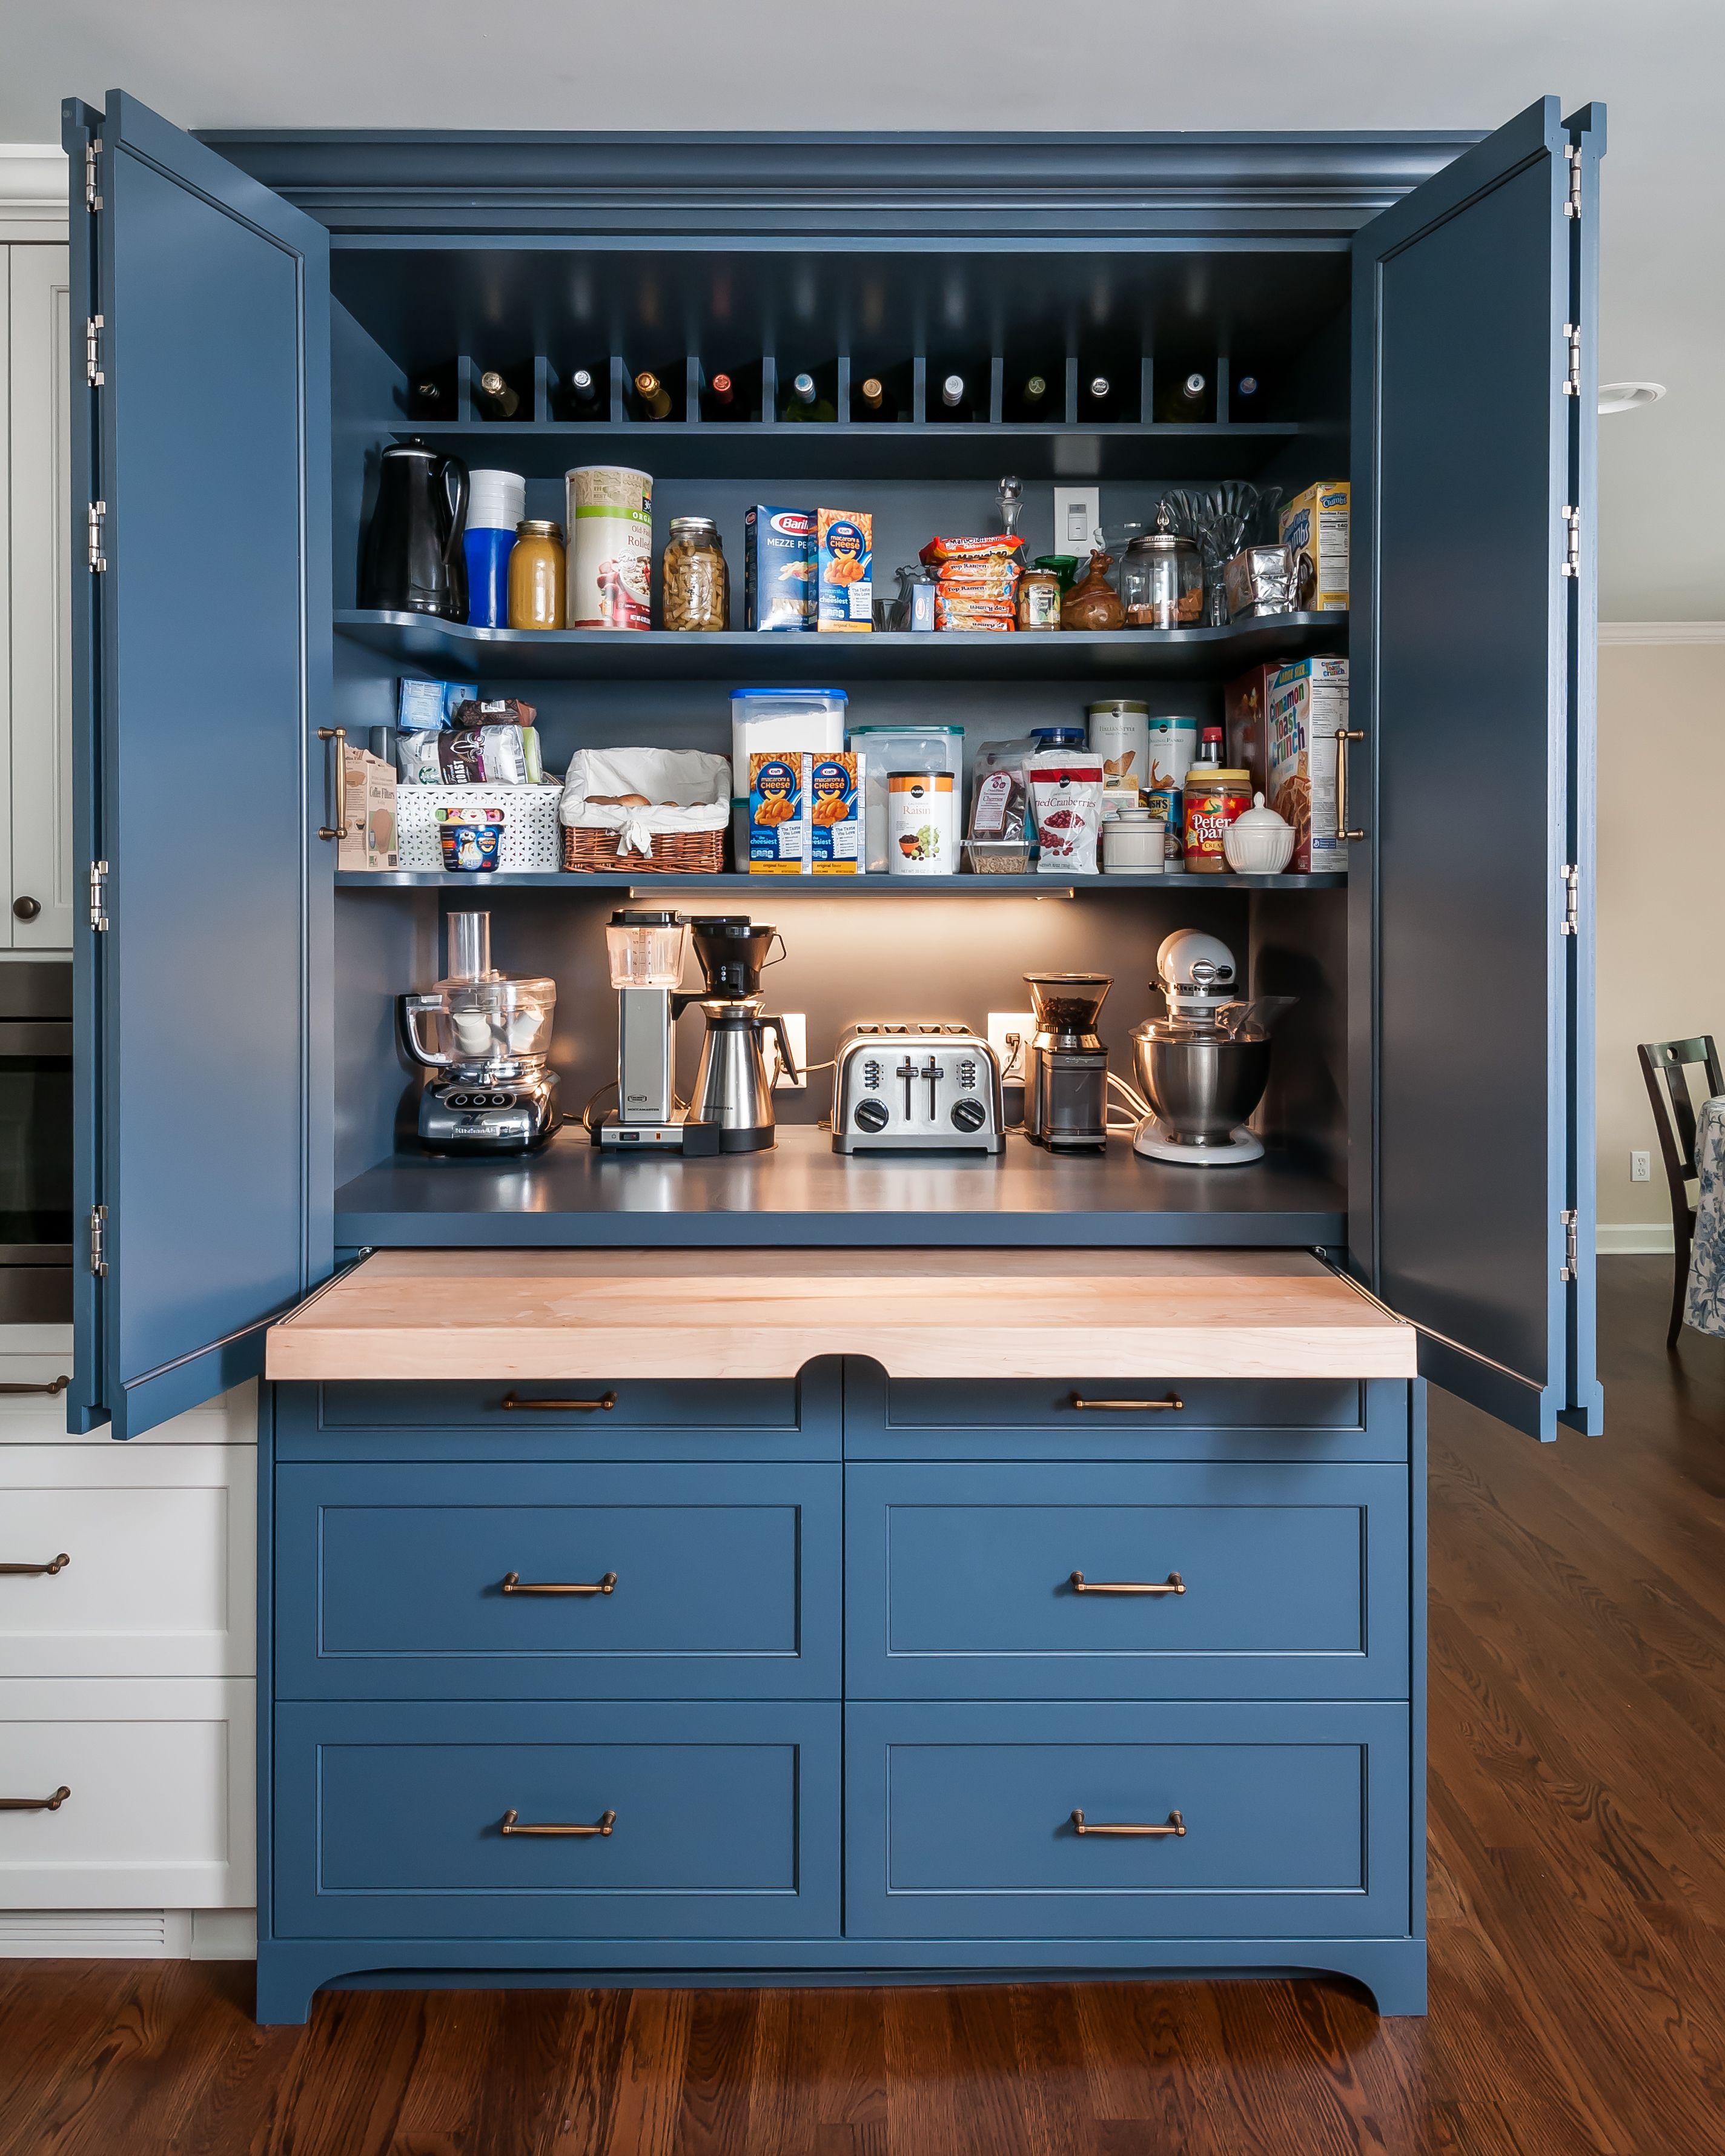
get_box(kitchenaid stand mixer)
[1127,930,1293,1166]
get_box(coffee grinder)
[1023,972,1112,1152]
[593,908,721,1153]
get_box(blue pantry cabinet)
[61,92,1601,2021]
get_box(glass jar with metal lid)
[661,515,729,630]
[1119,506,1204,630]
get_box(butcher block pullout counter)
[264,1248,1417,1383]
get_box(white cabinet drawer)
[0,1372,257,1445]
[0,1447,254,1676]
[0,1677,254,1908]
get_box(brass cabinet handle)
[0,1376,69,1397]
[1071,1808,1185,1839]
[1069,1394,1183,1412]
[500,1807,615,1837]
[0,1553,70,1576]
[501,1391,617,1412]
[1336,727,1366,842]
[1069,1570,1184,1596]
[501,1570,617,1596]
[0,1786,70,1813]
[317,726,348,841]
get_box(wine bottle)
[412,377,446,416]
[939,372,974,422]
[1153,369,1210,423]
[709,372,735,409]
[633,370,674,420]
[475,370,520,419]
[858,375,889,419]
[1235,372,1260,403]
[782,371,836,422]
[565,366,601,414]
[1022,374,1049,410]
[1087,374,1111,403]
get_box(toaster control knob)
[854,1098,891,1133]
[950,1097,987,1133]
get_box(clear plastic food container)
[849,722,966,874]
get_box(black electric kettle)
[359,440,469,618]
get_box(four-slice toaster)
[830,1022,1005,1153]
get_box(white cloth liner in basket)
[559,747,732,861]
[396,783,564,871]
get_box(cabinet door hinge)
[1561,504,1581,580]
[85,315,105,388]
[84,140,102,213]
[1559,1208,1578,1283]
[87,860,108,932]
[1561,322,1581,398]
[1563,142,1582,220]
[87,501,107,574]
[88,1206,107,1278]
[1560,862,1580,935]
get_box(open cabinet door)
[1350,96,1603,1441]
[64,92,331,1437]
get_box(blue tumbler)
[464,469,526,627]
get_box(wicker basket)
[563,823,727,876]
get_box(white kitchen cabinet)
[2,242,73,951]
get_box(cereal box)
[748,752,807,873]
[744,506,816,631]
[337,745,398,871]
[807,752,863,875]
[1279,481,1349,612]
[1223,662,1280,799]
[816,508,872,632]
[1266,656,1349,874]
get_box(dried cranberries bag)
[1027,753,1105,875]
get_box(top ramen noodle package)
[1027,750,1105,875]
[1266,655,1349,873]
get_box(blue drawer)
[275,1462,840,1699]
[844,1366,1410,1464]
[272,1363,841,1463]
[846,1461,1409,1700]
[844,1701,1411,1941]
[273,1701,840,1940]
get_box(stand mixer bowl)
[1131,1023,1273,1148]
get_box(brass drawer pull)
[0,1553,70,1576]
[317,725,348,841]
[0,1377,68,1397]
[1069,1570,1184,1596]
[500,1807,615,1838]
[501,1570,617,1596]
[501,1391,617,1412]
[1071,1808,1185,1839]
[0,1785,71,1813]
[1069,1394,1184,1412]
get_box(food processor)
[1127,929,1293,1166]
[399,911,560,1152]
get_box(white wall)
[1595,630,1725,1246]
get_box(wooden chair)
[1638,1035,1725,1348]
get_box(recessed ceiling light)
[1598,382,1666,415]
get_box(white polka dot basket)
[396,784,565,872]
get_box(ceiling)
[3,0,1718,619]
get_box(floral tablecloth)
[1686,1097,1725,1338]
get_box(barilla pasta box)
[748,752,807,872]
[816,509,872,632]
[1279,481,1349,612]
[807,752,863,875]
[1266,656,1349,873]
[744,506,816,631]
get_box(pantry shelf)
[334,611,1347,684]
[383,420,1309,484]
[334,871,1347,893]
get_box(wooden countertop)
[264,1249,1416,1383]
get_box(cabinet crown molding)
[0,144,67,220]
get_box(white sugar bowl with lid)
[1222,792,1296,874]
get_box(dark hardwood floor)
[4,1257,1723,2155]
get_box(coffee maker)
[399,911,560,1152]
[1023,973,1111,1152]
[686,918,798,1155]
[593,908,718,1153]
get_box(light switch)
[1053,486,1101,554]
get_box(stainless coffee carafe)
[688,996,799,1152]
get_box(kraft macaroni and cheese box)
[748,753,808,872]
[807,752,863,875]
[1279,481,1349,612]
[816,508,872,632]
[1266,656,1349,874]
[744,506,816,630]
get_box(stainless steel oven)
[0,962,71,1322]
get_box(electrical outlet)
[1631,1149,1651,1183]
[770,1013,807,1090]
[988,1011,1036,1083]
[1053,486,1101,555]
